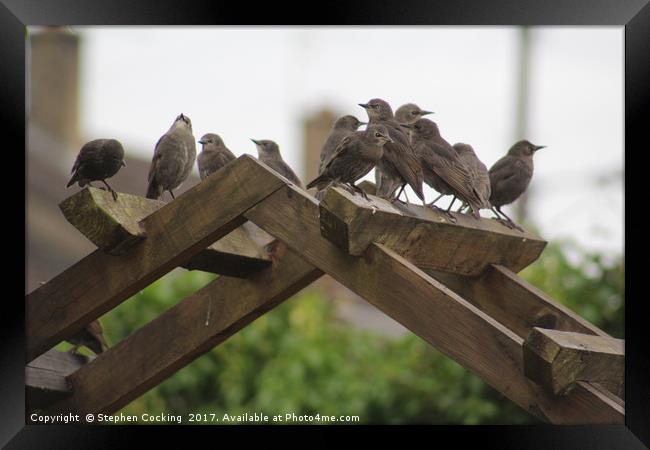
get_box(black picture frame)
[4,0,648,447]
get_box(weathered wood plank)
[46,243,322,416]
[244,183,623,424]
[319,186,546,276]
[523,327,624,397]
[428,264,608,339]
[60,186,272,277]
[26,155,286,362]
[26,350,91,410]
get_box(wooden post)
[319,186,546,275]
[523,327,624,397]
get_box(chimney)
[29,27,81,150]
[302,108,337,183]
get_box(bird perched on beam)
[66,139,126,201]
[146,113,196,200]
[197,133,236,180]
[359,98,424,203]
[406,118,484,220]
[488,140,546,230]
[453,143,492,217]
[251,139,303,188]
[307,124,393,200]
[66,320,109,355]
[315,115,366,200]
[377,103,434,196]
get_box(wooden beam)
[523,327,624,397]
[426,265,624,400]
[26,350,92,410]
[26,155,286,362]
[46,242,322,416]
[319,186,546,276]
[244,183,623,424]
[428,264,608,339]
[59,186,272,278]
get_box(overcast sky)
[71,26,623,255]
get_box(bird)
[66,320,109,355]
[488,140,546,230]
[307,124,393,200]
[318,115,366,174]
[66,138,126,201]
[395,103,434,127]
[146,113,196,200]
[406,118,484,220]
[358,98,424,203]
[251,139,303,188]
[453,143,492,217]
[197,133,236,180]
[377,103,433,196]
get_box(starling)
[377,103,433,196]
[406,118,484,219]
[146,113,196,200]
[197,133,236,180]
[453,143,492,217]
[66,139,126,201]
[395,103,434,126]
[318,115,366,174]
[488,140,546,230]
[67,320,109,355]
[251,139,303,188]
[307,124,393,200]
[359,99,424,203]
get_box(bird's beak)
[358,103,369,109]
[534,145,547,151]
[385,136,394,143]
[251,139,261,145]
[198,139,206,145]
[121,160,127,167]
[400,123,413,129]
[359,121,368,126]
[420,110,434,116]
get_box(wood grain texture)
[244,184,623,424]
[26,350,91,410]
[319,186,546,276]
[60,186,272,277]
[26,155,285,362]
[426,265,624,402]
[46,243,322,416]
[524,327,624,397]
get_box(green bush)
[90,239,622,424]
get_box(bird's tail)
[146,179,162,199]
[66,173,78,188]
[306,174,329,191]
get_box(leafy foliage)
[88,240,622,424]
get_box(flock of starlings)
[63,98,545,355]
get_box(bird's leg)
[169,190,176,200]
[390,184,408,205]
[101,180,118,201]
[350,183,369,201]
[457,202,468,213]
[496,207,523,231]
[427,193,444,208]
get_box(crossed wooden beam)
[25,155,624,424]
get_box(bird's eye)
[412,111,418,115]
[375,132,381,137]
